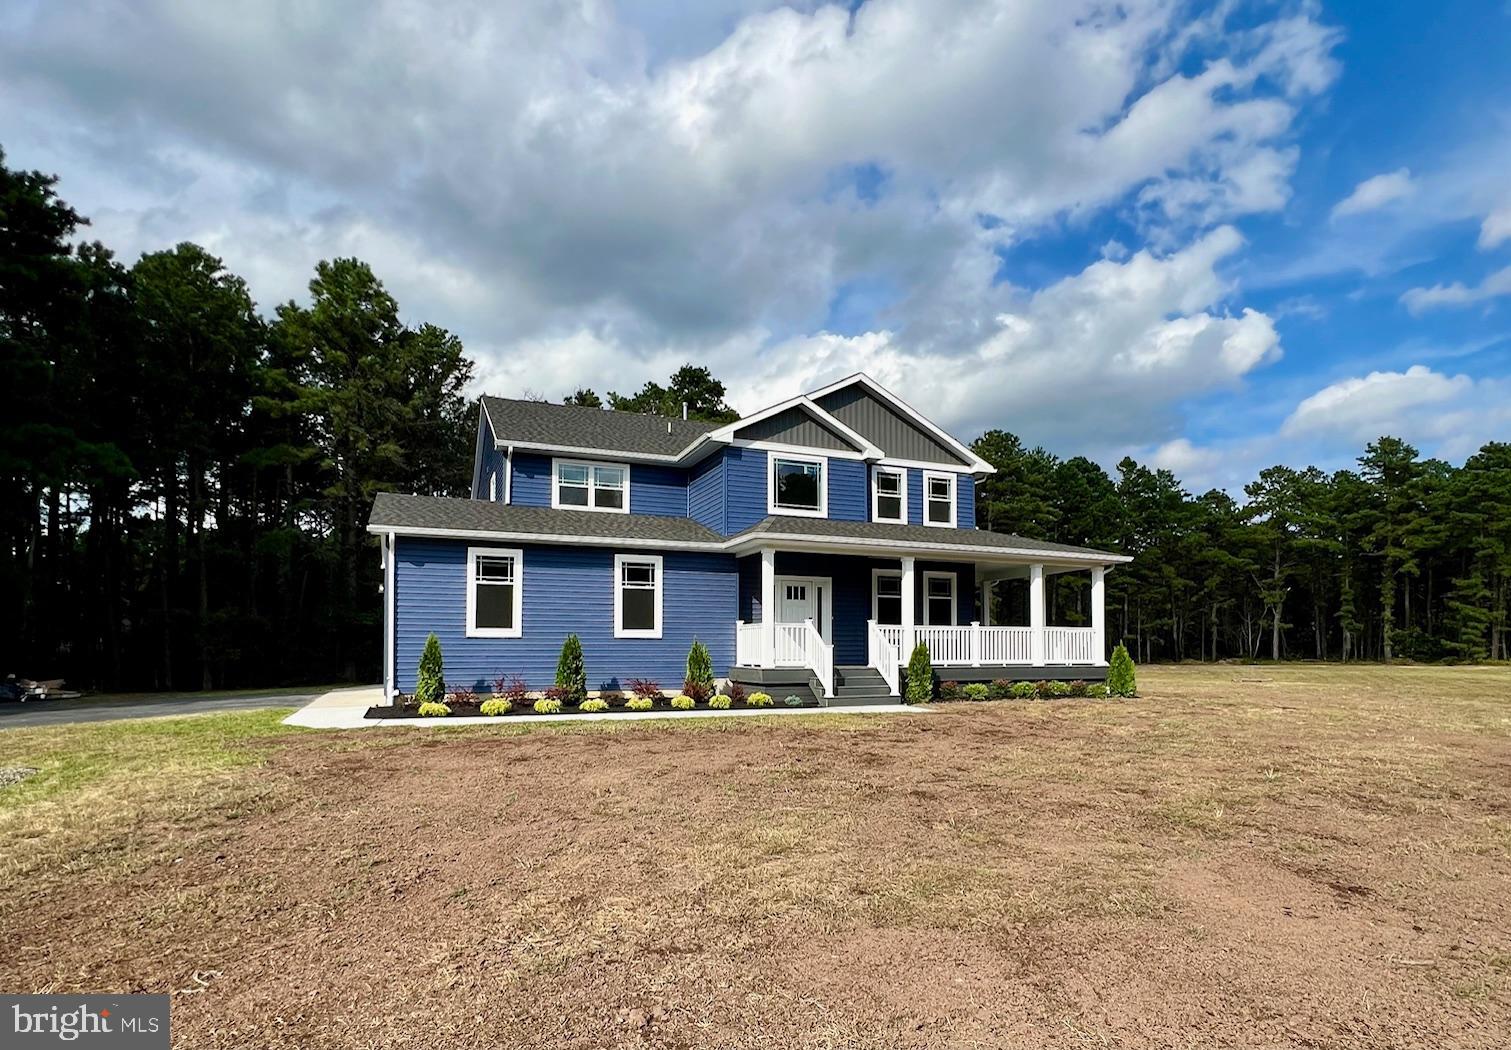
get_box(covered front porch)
[729,547,1116,700]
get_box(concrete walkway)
[283,689,922,729]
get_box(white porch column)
[980,579,993,626]
[1029,562,1046,666]
[760,547,777,667]
[900,555,916,657]
[1091,565,1107,666]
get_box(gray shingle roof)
[369,492,724,544]
[731,516,1126,559]
[480,396,718,457]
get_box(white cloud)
[1330,168,1414,219]
[1480,205,1511,250]
[1401,265,1511,314]
[1283,364,1472,440]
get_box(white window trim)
[922,470,957,528]
[465,546,523,638]
[551,457,631,514]
[871,568,903,624]
[487,469,498,502]
[767,452,828,518]
[922,570,957,626]
[614,553,664,639]
[871,466,907,524]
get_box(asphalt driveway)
[0,689,323,728]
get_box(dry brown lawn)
[2,664,1509,1048]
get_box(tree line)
[3,147,1506,692]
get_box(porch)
[729,548,1114,700]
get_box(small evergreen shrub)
[708,694,732,709]
[963,683,990,702]
[685,639,715,693]
[1107,644,1137,697]
[417,701,450,718]
[533,698,563,715]
[747,691,774,707]
[726,682,747,703]
[1010,681,1038,699]
[480,698,510,716]
[555,634,587,703]
[1067,680,1089,698]
[626,696,655,711]
[681,677,713,702]
[415,633,445,703]
[1043,680,1072,699]
[989,679,1013,700]
[783,694,805,707]
[1086,684,1111,699]
[671,695,696,710]
[904,643,933,704]
[628,678,662,700]
[579,698,610,713]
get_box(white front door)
[773,576,831,665]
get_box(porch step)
[832,666,896,700]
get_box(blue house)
[368,373,1130,703]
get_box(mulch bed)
[365,698,820,719]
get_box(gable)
[813,386,972,467]
[732,405,862,452]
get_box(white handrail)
[735,621,762,667]
[803,618,834,703]
[867,619,900,696]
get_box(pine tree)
[904,643,934,704]
[415,633,445,702]
[556,634,587,703]
[685,639,714,690]
[1106,644,1137,697]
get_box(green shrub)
[626,696,655,712]
[747,691,774,707]
[708,694,732,709]
[962,683,990,702]
[415,633,445,703]
[1009,681,1038,699]
[904,643,933,704]
[938,680,963,701]
[1107,644,1137,697]
[479,698,510,716]
[1086,684,1111,699]
[417,701,450,718]
[579,698,609,713]
[988,679,1013,700]
[686,639,714,692]
[533,698,563,714]
[671,694,696,710]
[783,694,804,707]
[1043,680,1071,698]
[555,634,587,703]
[1067,680,1089,698]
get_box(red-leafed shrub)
[543,684,572,704]
[681,677,713,702]
[726,681,747,703]
[627,678,663,700]
[496,675,529,705]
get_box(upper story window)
[922,471,956,527]
[614,554,662,638]
[872,467,906,523]
[768,454,826,517]
[466,547,523,638]
[553,458,628,513]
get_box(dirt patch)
[2,666,1509,1048]
[0,766,36,787]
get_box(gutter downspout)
[383,531,397,704]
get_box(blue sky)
[1,1,1508,491]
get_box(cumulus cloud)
[1283,364,1473,441]
[1480,206,1511,250]
[1401,266,1511,314]
[1330,168,1414,219]
[0,0,1342,454]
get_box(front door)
[774,576,831,664]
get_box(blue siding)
[511,452,553,507]
[472,415,507,501]
[724,447,768,533]
[689,454,725,533]
[906,469,924,526]
[828,459,867,522]
[958,475,976,529]
[394,538,738,692]
[631,464,688,517]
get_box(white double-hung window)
[553,459,628,512]
[614,554,663,638]
[922,471,956,527]
[923,571,957,626]
[466,547,523,638]
[872,467,906,523]
[769,454,826,517]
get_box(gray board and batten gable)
[812,385,973,468]
[730,405,863,452]
[480,396,717,457]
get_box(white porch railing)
[735,621,762,666]
[866,619,900,696]
[774,623,807,666]
[981,626,1035,664]
[873,624,1098,667]
[803,619,834,703]
[1045,626,1098,665]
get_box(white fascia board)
[803,372,996,474]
